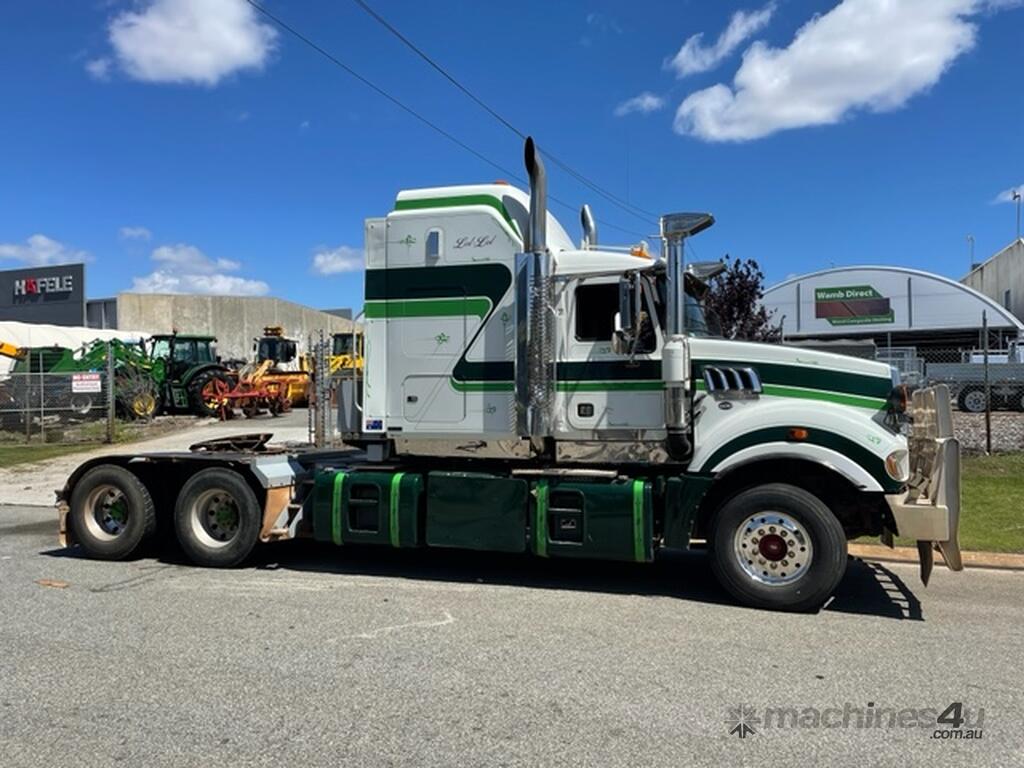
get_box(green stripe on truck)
[394,194,521,236]
[364,297,491,320]
[389,472,405,548]
[632,480,645,563]
[331,471,346,546]
[534,479,549,558]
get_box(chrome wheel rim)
[734,511,813,586]
[963,390,986,412]
[83,485,129,540]
[189,489,240,548]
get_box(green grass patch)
[858,452,1024,554]
[957,453,1024,553]
[0,442,99,468]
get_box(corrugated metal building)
[961,238,1024,322]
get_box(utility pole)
[967,234,975,271]
[1014,190,1022,241]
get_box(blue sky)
[1,0,1022,314]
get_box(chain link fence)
[0,344,117,444]
[307,328,363,448]
[878,316,1023,454]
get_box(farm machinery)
[329,330,364,375]
[0,338,159,423]
[252,326,310,406]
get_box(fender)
[708,441,883,491]
[181,362,231,386]
[690,395,905,493]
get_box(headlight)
[885,449,910,482]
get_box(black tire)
[68,393,94,419]
[1016,390,1024,413]
[189,370,231,418]
[957,387,987,413]
[68,465,156,560]
[709,483,847,612]
[174,468,261,567]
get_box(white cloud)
[994,184,1024,203]
[614,92,665,117]
[151,243,241,273]
[86,57,112,80]
[104,0,277,86]
[131,271,269,295]
[119,225,152,241]
[311,245,363,275]
[0,234,89,266]
[665,3,776,78]
[675,0,987,142]
[131,243,268,296]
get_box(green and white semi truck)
[57,139,962,611]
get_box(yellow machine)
[0,340,26,361]
[253,326,311,406]
[329,330,364,374]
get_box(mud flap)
[917,540,934,586]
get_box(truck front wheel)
[709,483,847,612]
[173,468,261,567]
[68,465,156,560]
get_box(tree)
[703,255,782,342]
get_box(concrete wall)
[962,239,1024,323]
[116,292,355,360]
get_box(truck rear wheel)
[69,465,156,560]
[709,483,847,612]
[173,468,260,567]
[958,387,987,413]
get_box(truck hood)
[689,338,892,379]
[689,337,894,410]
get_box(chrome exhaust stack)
[660,212,715,460]
[580,204,598,249]
[516,137,554,441]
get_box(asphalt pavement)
[1,504,1021,767]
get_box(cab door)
[559,277,664,435]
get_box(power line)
[243,0,649,240]
[350,0,660,226]
[244,0,522,182]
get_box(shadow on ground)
[42,533,924,620]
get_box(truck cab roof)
[395,183,576,252]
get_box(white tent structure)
[0,321,147,374]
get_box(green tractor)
[0,338,160,425]
[145,334,234,418]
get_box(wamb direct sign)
[0,263,86,326]
[814,285,895,326]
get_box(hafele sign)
[814,284,894,326]
[13,274,74,298]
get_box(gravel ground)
[0,408,311,506]
[953,411,1024,453]
[1,505,1022,768]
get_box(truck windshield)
[652,275,713,337]
[332,334,354,356]
[258,338,295,363]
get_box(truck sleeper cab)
[56,138,962,612]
